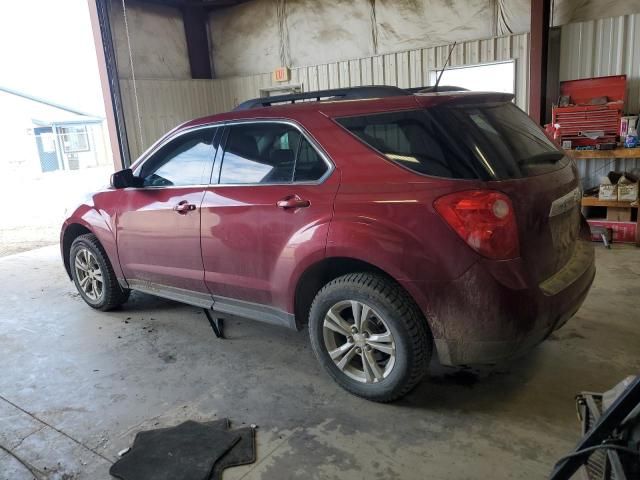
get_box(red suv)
[61,86,595,402]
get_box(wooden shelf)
[565,148,640,159]
[582,196,640,246]
[581,197,638,208]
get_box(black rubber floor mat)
[210,426,256,480]
[109,420,240,480]
[132,419,229,444]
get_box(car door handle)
[173,201,196,214]
[277,196,310,209]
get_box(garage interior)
[1,0,640,479]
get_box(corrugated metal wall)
[120,79,232,158]
[560,14,640,111]
[120,33,529,159]
[574,158,640,190]
[560,14,640,188]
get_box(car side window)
[364,123,412,154]
[139,127,217,187]
[217,123,329,185]
[293,138,328,182]
[219,123,302,185]
[337,112,479,179]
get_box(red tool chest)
[552,75,626,147]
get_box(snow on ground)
[0,166,113,257]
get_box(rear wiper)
[521,152,565,165]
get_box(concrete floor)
[0,245,638,480]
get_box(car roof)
[180,91,514,130]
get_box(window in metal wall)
[58,125,90,153]
[429,61,515,94]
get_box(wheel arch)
[61,223,93,279]
[293,256,429,331]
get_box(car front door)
[116,126,220,305]
[200,121,338,324]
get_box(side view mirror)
[110,169,142,189]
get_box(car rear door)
[200,120,338,322]
[116,126,220,305]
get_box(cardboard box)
[618,182,639,202]
[588,219,637,243]
[598,184,618,201]
[606,207,632,222]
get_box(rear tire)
[308,273,431,402]
[70,234,129,311]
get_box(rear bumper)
[420,239,595,366]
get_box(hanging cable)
[496,0,514,35]
[121,0,145,150]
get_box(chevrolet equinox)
[61,86,595,402]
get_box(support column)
[183,5,213,79]
[87,0,130,169]
[529,0,551,125]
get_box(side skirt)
[125,279,297,330]
[212,295,297,330]
[127,279,213,309]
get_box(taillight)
[433,190,519,260]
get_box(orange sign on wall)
[273,67,291,82]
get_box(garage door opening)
[0,1,112,258]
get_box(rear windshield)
[336,102,568,180]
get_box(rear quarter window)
[336,103,568,180]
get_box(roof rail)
[233,85,411,111]
[406,85,469,93]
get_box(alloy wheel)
[322,300,396,383]
[74,247,104,302]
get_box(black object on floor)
[210,426,256,480]
[203,309,225,338]
[549,376,640,480]
[110,420,240,480]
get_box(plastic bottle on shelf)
[624,126,638,148]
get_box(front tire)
[70,234,129,311]
[308,273,431,402]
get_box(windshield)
[336,102,567,180]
